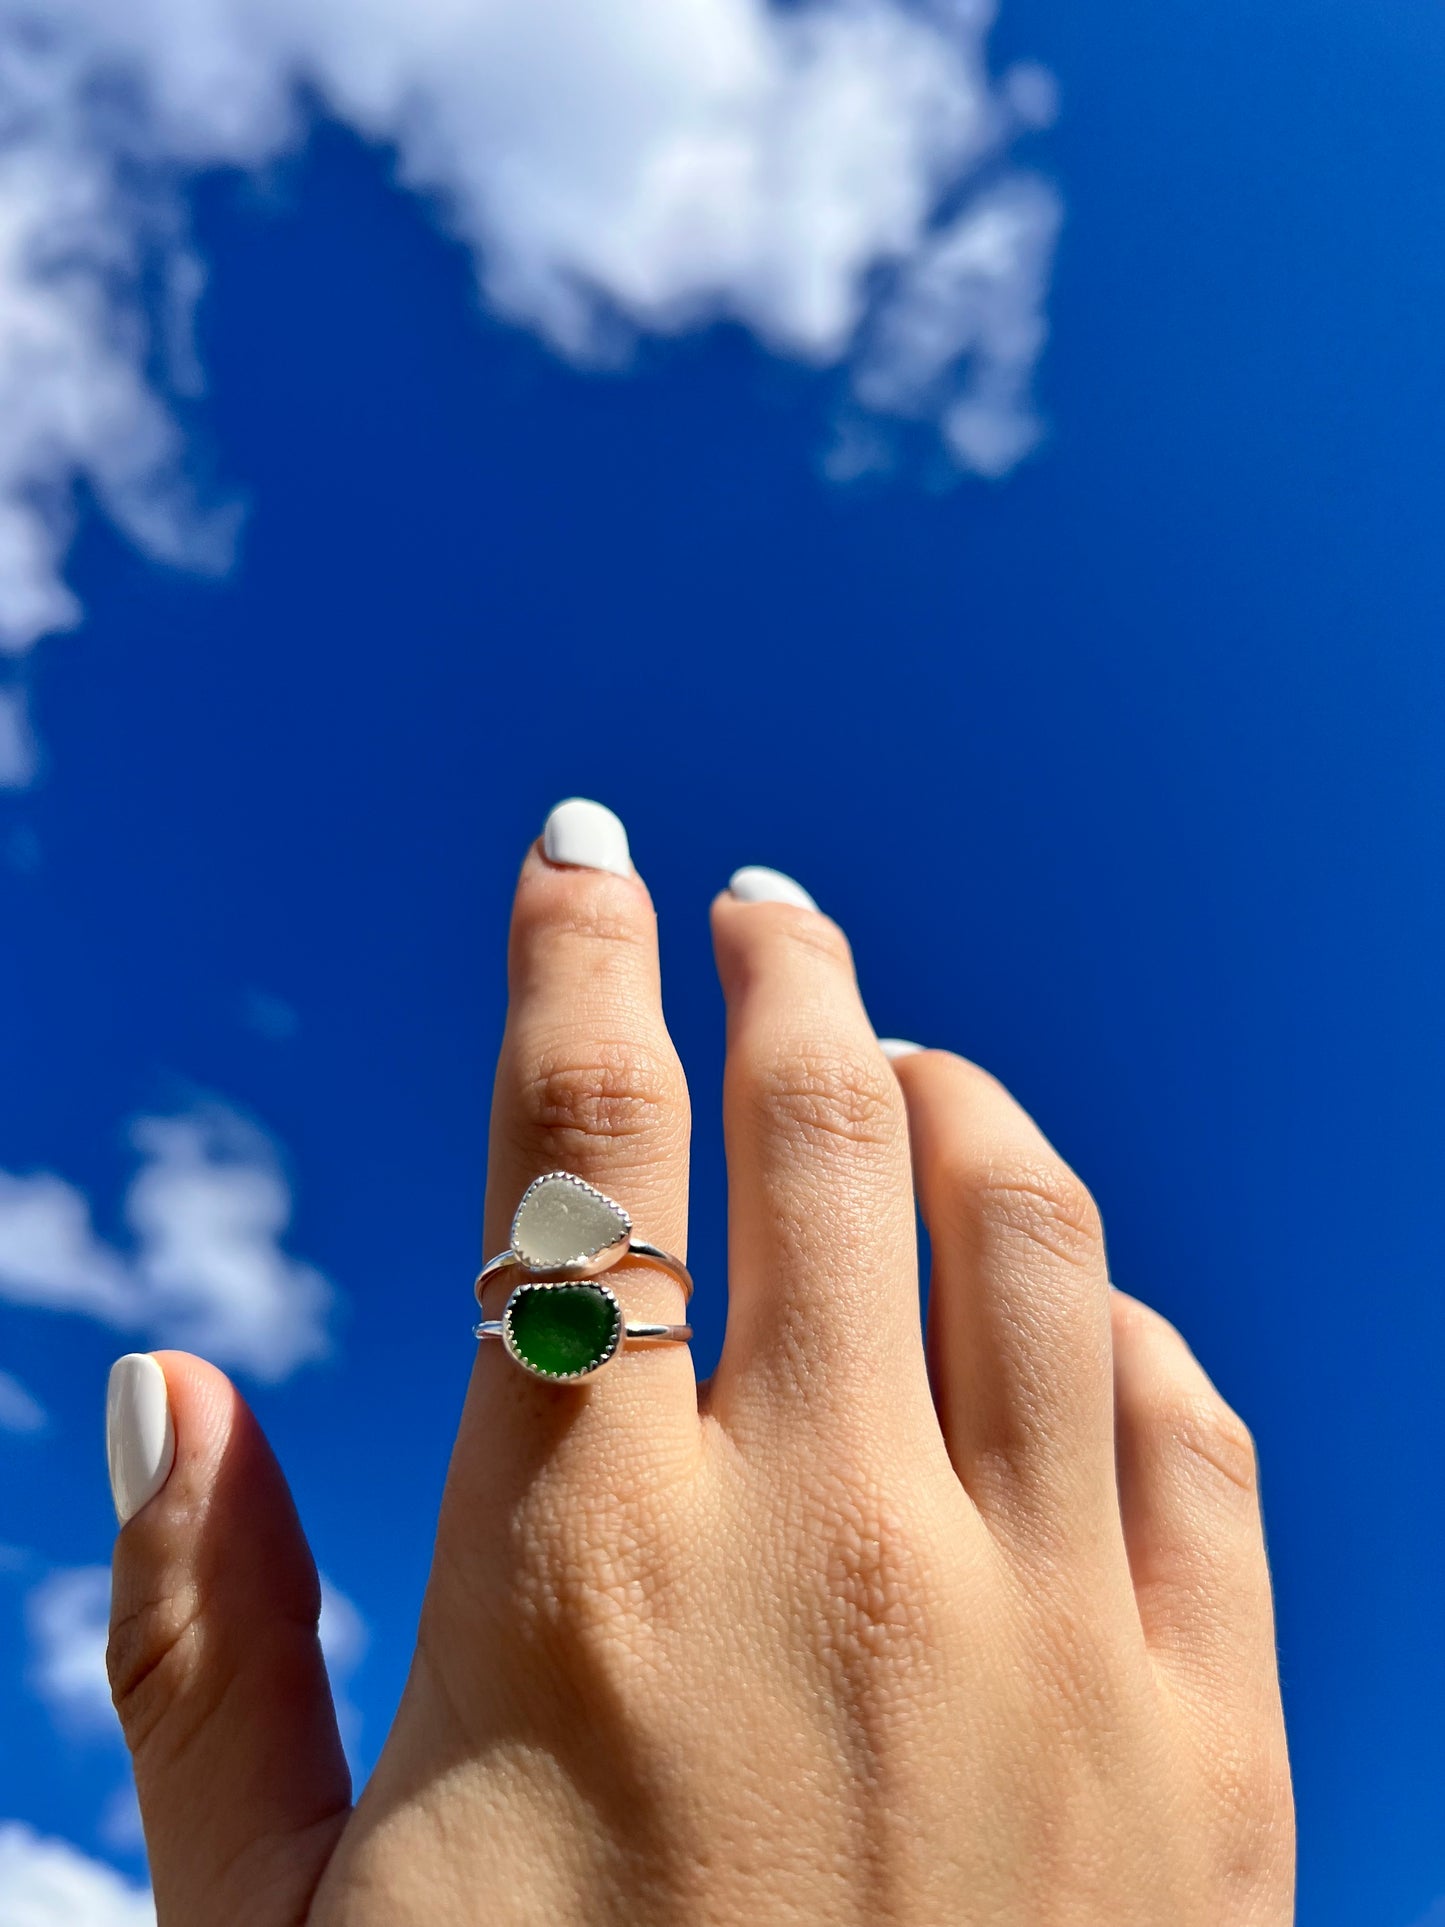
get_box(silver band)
[473,1240,692,1305]
[473,1171,693,1309]
[475,1319,692,1344]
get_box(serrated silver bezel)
[500,1278,624,1383]
[509,1170,633,1277]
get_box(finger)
[892,1051,1119,1557]
[1111,1292,1284,1693]
[1111,1294,1293,1886]
[483,800,691,1322]
[107,1353,350,1927]
[708,868,929,1437]
[443,802,696,1552]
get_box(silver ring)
[473,1172,693,1383]
[474,1171,692,1302]
[474,1291,692,1384]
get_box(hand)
[106,802,1294,1925]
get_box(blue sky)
[0,0,1442,1922]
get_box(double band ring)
[473,1172,693,1383]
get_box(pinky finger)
[1113,1292,1277,1677]
[1112,1293,1294,1894]
[1113,1289,1295,1794]
[1114,1293,1295,1925]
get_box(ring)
[473,1172,693,1382]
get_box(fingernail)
[728,866,818,911]
[878,1038,924,1060]
[106,1355,175,1525]
[542,799,632,877]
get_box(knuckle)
[513,886,653,962]
[745,1042,904,1154]
[509,1489,674,1675]
[774,912,856,973]
[970,1155,1106,1272]
[1160,1387,1259,1495]
[730,902,856,973]
[1210,1730,1296,1899]
[106,1580,205,1754]
[1112,1290,1176,1344]
[789,1477,967,1780]
[827,1517,934,1669]
[807,1476,945,1690]
[511,1036,686,1151]
[1250,1758,1297,1892]
[109,1570,326,1770]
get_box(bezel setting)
[501,1278,624,1383]
[509,1170,633,1278]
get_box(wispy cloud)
[319,1574,369,1763]
[0,1367,46,1433]
[0,0,1057,697]
[27,1564,115,1735]
[0,1103,334,1380]
[849,172,1060,476]
[0,1823,153,1926]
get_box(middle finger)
[707,869,934,1445]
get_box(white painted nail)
[728,866,818,912]
[878,1038,925,1060]
[106,1355,175,1526]
[542,799,633,877]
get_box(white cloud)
[17,1570,150,1904]
[0,1825,153,1927]
[852,173,1061,476]
[0,0,1057,693]
[319,1574,368,1761]
[27,1565,115,1735]
[0,1367,46,1433]
[0,1103,334,1380]
[0,1174,134,1322]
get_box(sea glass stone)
[506,1283,621,1380]
[512,1173,630,1272]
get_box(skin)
[107,839,1294,1925]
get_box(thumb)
[106,1352,351,1927]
